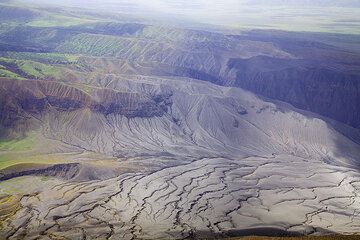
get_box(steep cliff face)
[92,89,172,117]
[0,78,172,138]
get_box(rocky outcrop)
[0,78,172,136]
[91,89,172,117]
[0,163,80,181]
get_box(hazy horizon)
[17,0,360,33]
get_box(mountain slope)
[1,19,359,128]
[0,3,360,239]
[1,75,360,239]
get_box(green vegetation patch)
[0,65,21,78]
[27,14,95,28]
[0,152,71,171]
[17,60,60,78]
[0,52,80,64]
[56,33,133,56]
[0,57,62,79]
[0,133,36,152]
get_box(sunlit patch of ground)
[0,194,20,228]
[0,152,71,170]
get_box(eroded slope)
[1,76,360,239]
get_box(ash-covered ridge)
[0,78,171,135]
[1,75,360,239]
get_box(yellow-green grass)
[0,57,13,64]
[27,14,96,28]
[0,57,63,79]
[0,133,37,152]
[1,162,49,173]
[0,176,60,231]
[0,153,69,171]
[0,132,64,170]
[0,66,21,79]
[17,60,61,79]
[56,33,130,56]
[0,194,20,229]
[0,52,80,64]
[0,175,56,195]
[0,151,121,171]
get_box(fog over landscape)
[20,0,360,33]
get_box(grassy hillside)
[0,52,79,64]
[0,57,72,79]
[0,133,36,152]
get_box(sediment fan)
[1,74,360,239]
